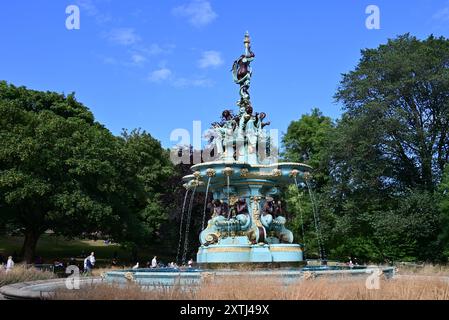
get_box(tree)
[282,34,449,263]
[282,108,334,189]
[114,129,174,247]
[335,34,449,191]
[327,34,449,262]
[438,165,449,258]
[0,82,174,262]
[281,108,335,259]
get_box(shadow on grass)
[0,234,176,266]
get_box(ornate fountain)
[96,33,394,288]
[182,32,312,267]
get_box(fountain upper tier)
[182,161,312,192]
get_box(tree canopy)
[0,81,174,262]
[284,34,449,263]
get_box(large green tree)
[283,34,449,263]
[438,165,449,258]
[282,109,335,259]
[335,34,449,191]
[0,82,173,262]
[328,34,449,262]
[282,108,334,189]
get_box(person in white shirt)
[83,252,96,274]
[151,256,157,268]
[89,252,96,267]
[6,256,14,272]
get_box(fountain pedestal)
[183,161,310,267]
[179,32,313,267]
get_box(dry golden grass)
[52,276,449,300]
[396,264,449,276]
[0,265,55,287]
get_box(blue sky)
[1,0,449,148]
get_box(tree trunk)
[421,155,434,191]
[21,229,41,264]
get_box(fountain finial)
[232,32,255,104]
[243,31,251,54]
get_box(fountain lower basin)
[104,265,396,288]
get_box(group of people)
[131,257,194,270]
[210,197,284,219]
[1,251,195,274]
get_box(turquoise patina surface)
[181,33,311,266]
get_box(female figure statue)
[232,33,255,103]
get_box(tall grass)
[396,264,449,276]
[52,276,449,300]
[0,266,55,287]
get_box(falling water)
[305,180,326,262]
[293,176,306,247]
[176,189,190,264]
[182,185,197,264]
[201,177,212,230]
[226,175,231,219]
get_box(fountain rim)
[190,161,313,171]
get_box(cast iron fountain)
[180,31,311,267]
[0,34,398,299]
[103,33,395,287]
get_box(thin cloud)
[148,68,173,82]
[77,0,98,16]
[107,28,141,46]
[198,51,223,69]
[173,77,213,88]
[433,6,449,22]
[130,53,147,65]
[172,0,217,27]
[101,56,118,65]
[76,0,112,24]
[135,43,176,56]
[147,67,213,87]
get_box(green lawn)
[0,234,176,266]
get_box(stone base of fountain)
[197,242,305,266]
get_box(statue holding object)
[232,31,255,105]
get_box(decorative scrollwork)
[124,272,134,282]
[223,167,235,177]
[303,171,312,181]
[289,169,300,178]
[240,168,249,177]
[206,168,216,177]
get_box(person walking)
[89,252,96,267]
[6,256,14,273]
[83,252,96,275]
